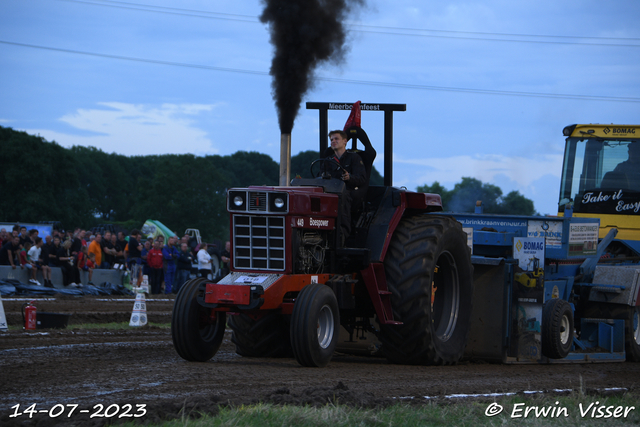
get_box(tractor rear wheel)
[172,278,226,362]
[229,312,292,358]
[290,283,340,367]
[379,215,473,365]
[541,298,574,359]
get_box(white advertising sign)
[513,237,545,271]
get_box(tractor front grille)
[248,191,268,211]
[233,215,285,271]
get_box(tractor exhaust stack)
[279,132,291,186]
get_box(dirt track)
[1,296,639,426]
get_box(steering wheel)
[310,158,344,179]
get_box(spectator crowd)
[0,224,231,295]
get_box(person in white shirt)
[27,237,44,285]
[197,243,212,280]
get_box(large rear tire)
[229,312,292,358]
[379,215,473,365]
[541,298,574,359]
[290,283,340,367]
[172,278,226,362]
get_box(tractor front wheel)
[172,278,226,362]
[290,283,340,367]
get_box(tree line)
[1,126,534,242]
[1,126,282,241]
[417,177,536,215]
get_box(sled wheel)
[541,298,574,359]
[379,215,474,365]
[626,306,640,362]
[290,283,340,367]
[171,278,226,362]
[229,312,292,358]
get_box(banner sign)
[513,237,545,271]
[568,223,599,256]
[577,189,640,215]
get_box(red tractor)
[172,102,474,367]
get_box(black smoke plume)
[260,0,363,134]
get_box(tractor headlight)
[228,190,246,211]
[269,192,288,212]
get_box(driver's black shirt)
[325,151,366,190]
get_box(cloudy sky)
[2,0,639,215]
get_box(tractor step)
[360,262,401,325]
[591,286,623,294]
[581,318,616,324]
[335,247,371,260]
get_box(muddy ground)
[1,296,639,426]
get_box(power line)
[0,40,268,76]
[53,0,640,47]
[2,39,639,103]
[351,28,640,47]
[55,0,259,23]
[351,23,640,42]
[87,0,255,20]
[319,76,640,102]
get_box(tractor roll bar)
[306,102,406,187]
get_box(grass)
[8,321,171,331]
[68,321,171,329]
[115,391,639,427]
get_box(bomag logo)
[604,126,636,135]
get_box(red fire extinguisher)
[22,300,37,330]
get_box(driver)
[324,130,366,245]
[614,142,640,177]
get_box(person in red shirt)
[86,253,96,284]
[146,240,164,295]
[77,246,96,285]
[19,242,32,269]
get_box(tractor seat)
[346,127,376,218]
